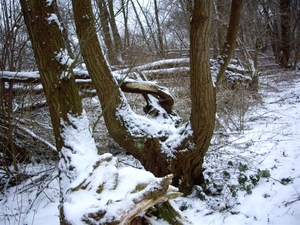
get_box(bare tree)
[136,0,161,57]
[279,0,291,68]
[107,0,123,59]
[0,0,32,71]
[97,0,118,64]
[121,0,130,51]
[154,0,165,58]
[130,0,153,53]
[261,0,297,68]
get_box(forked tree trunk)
[72,0,171,179]
[72,0,218,195]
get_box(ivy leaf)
[238,163,248,172]
[259,169,271,178]
[223,170,231,179]
[238,173,248,186]
[281,177,293,185]
[250,173,261,186]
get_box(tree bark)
[216,0,243,86]
[176,0,215,191]
[279,0,291,68]
[20,0,82,150]
[20,1,86,224]
[98,0,118,65]
[154,0,164,58]
[107,0,123,60]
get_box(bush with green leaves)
[203,160,272,198]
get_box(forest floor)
[0,67,300,224]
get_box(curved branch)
[120,80,174,114]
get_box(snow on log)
[1,71,41,83]
[120,80,174,114]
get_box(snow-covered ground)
[179,70,300,224]
[1,70,299,224]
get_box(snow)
[116,58,190,74]
[1,70,300,224]
[47,13,63,31]
[1,71,40,80]
[46,0,53,7]
[177,72,300,225]
[55,49,74,68]
[116,100,184,157]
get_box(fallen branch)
[121,80,174,114]
[16,124,56,151]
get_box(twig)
[16,124,56,151]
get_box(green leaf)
[250,174,260,186]
[259,169,271,178]
[223,170,231,179]
[194,186,206,201]
[245,184,253,195]
[238,163,248,172]
[280,177,293,185]
[238,173,248,186]
[228,161,234,167]
[229,185,237,197]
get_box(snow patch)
[47,13,63,31]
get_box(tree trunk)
[107,0,123,61]
[121,0,130,51]
[98,0,118,65]
[54,3,75,59]
[279,0,291,68]
[20,0,82,151]
[20,1,88,224]
[154,0,164,58]
[216,0,243,86]
[179,0,215,191]
[130,0,153,53]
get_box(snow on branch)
[17,125,56,152]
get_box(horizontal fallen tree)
[1,68,177,118]
[1,57,251,113]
